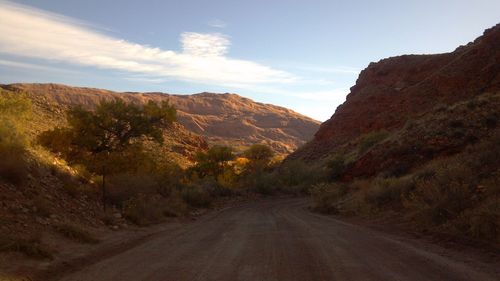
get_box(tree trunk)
[102,165,106,212]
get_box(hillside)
[290,24,500,247]
[1,83,320,154]
[289,23,500,166]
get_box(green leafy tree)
[243,144,275,172]
[38,99,176,209]
[192,145,235,178]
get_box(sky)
[0,0,499,121]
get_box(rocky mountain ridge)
[289,23,500,166]
[1,83,320,154]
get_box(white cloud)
[0,2,294,87]
[181,32,230,57]
[208,19,227,29]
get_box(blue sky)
[0,0,499,120]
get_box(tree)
[192,145,235,178]
[0,91,32,185]
[38,99,176,209]
[0,91,32,148]
[243,144,275,172]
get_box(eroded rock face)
[290,23,500,162]
[1,83,320,154]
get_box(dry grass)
[107,173,158,207]
[53,223,99,244]
[358,130,389,154]
[313,127,500,244]
[0,234,52,259]
[122,194,166,226]
[310,182,348,214]
[181,185,212,208]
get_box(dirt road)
[60,198,498,281]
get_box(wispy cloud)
[208,19,227,28]
[0,2,294,87]
[0,59,81,74]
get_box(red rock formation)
[290,23,500,162]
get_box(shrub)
[363,177,414,208]
[107,173,158,207]
[403,174,473,225]
[0,145,29,186]
[123,194,165,226]
[0,234,52,259]
[53,223,99,244]
[55,169,84,198]
[382,162,412,178]
[163,191,189,217]
[181,185,212,208]
[0,92,31,185]
[155,163,185,197]
[310,182,348,214]
[327,153,353,181]
[251,171,277,195]
[358,130,389,154]
[278,160,325,193]
[467,199,499,242]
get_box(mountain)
[1,83,320,154]
[288,23,500,177]
[0,84,209,167]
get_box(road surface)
[61,198,498,281]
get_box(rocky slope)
[1,83,320,154]
[0,85,208,166]
[289,23,500,173]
